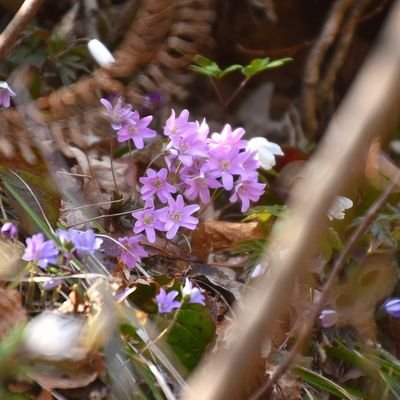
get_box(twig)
[301,0,356,139]
[183,2,400,398]
[248,167,400,400]
[0,0,45,63]
[317,0,371,108]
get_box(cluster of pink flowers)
[102,98,269,267]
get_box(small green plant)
[190,54,292,109]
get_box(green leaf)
[319,227,343,261]
[294,366,359,400]
[243,205,287,222]
[219,64,243,78]
[241,57,292,78]
[167,304,215,371]
[190,55,242,79]
[189,55,222,78]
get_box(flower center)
[143,214,153,225]
[153,178,164,189]
[220,160,231,171]
[171,212,182,222]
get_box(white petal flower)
[87,39,115,67]
[246,137,284,170]
[327,196,353,220]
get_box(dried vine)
[0,0,216,163]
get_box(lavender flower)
[159,195,200,240]
[118,235,148,268]
[181,165,221,204]
[132,198,165,243]
[182,278,205,305]
[23,233,59,269]
[163,109,197,146]
[42,278,63,291]
[117,111,156,149]
[384,298,400,318]
[229,174,266,212]
[139,168,176,203]
[0,82,16,108]
[58,229,102,256]
[319,309,338,328]
[209,124,247,150]
[246,137,284,170]
[208,147,247,190]
[1,222,18,240]
[155,288,181,313]
[100,97,134,130]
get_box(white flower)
[250,263,266,278]
[246,137,284,170]
[87,39,115,67]
[327,196,353,220]
[182,278,206,305]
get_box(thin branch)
[0,0,45,63]
[301,0,356,138]
[183,2,400,398]
[249,166,400,400]
[317,0,371,108]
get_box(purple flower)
[132,198,165,243]
[116,111,156,149]
[0,82,16,108]
[229,174,266,212]
[384,298,400,318]
[61,229,103,256]
[42,278,63,291]
[100,97,134,130]
[163,109,197,145]
[181,165,221,204]
[208,147,247,190]
[182,278,205,305]
[1,222,18,239]
[139,168,176,203]
[143,92,164,111]
[166,132,208,167]
[209,124,247,150]
[159,195,200,240]
[319,309,338,328]
[23,233,59,269]
[156,288,181,313]
[118,235,148,268]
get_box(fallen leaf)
[192,221,264,261]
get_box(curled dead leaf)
[192,221,264,261]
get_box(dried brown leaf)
[192,221,264,261]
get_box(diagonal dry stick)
[183,1,400,399]
[0,0,45,62]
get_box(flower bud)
[87,39,115,67]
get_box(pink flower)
[116,111,156,149]
[229,174,266,212]
[118,235,148,268]
[163,109,197,146]
[100,97,134,130]
[159,195,200,239]
[132,199,165,243]
[209,124,247,150]
[208,147,247,190]
[139,168,176,203]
